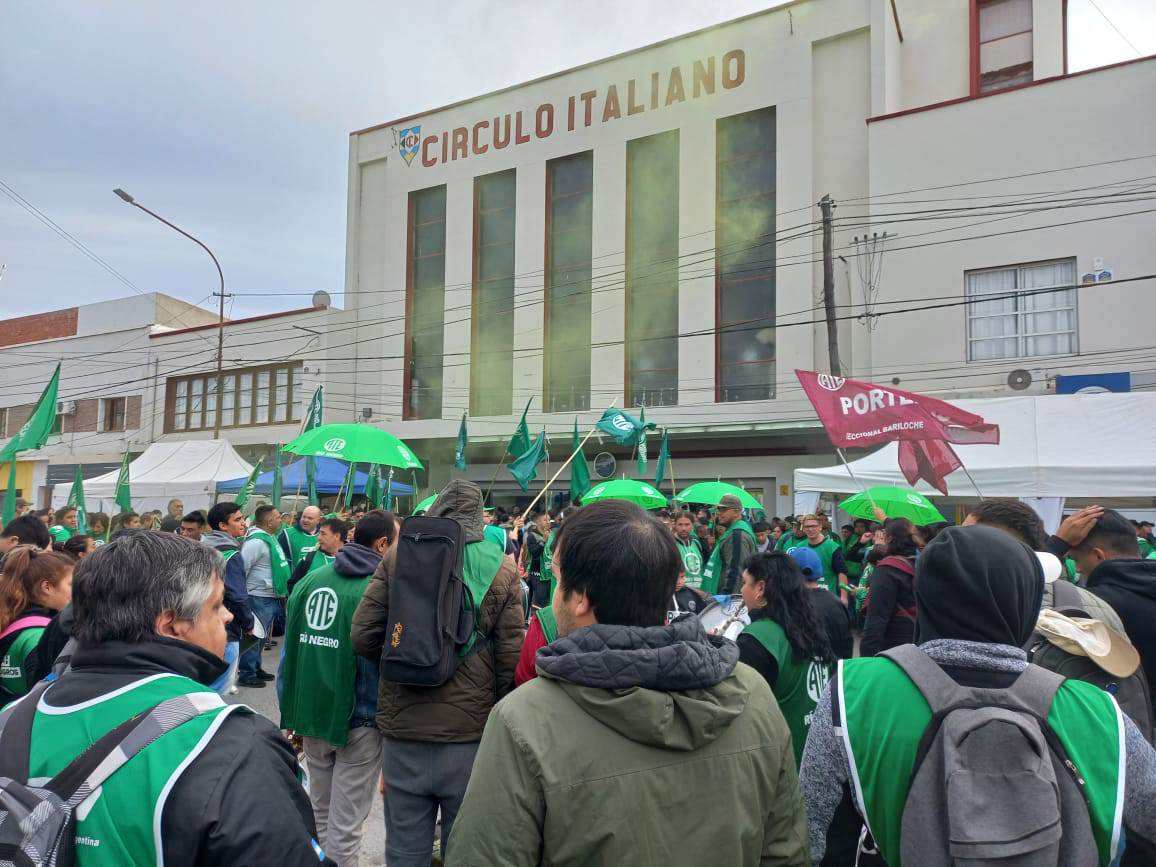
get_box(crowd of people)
[2,488,1156,865]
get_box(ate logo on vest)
[682,548,703,574]
[806,661,831,703]
[305,587,339,631]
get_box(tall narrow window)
[626,130,679,407]
[545,152,593,414]
[716,107,776,402]
[472,170,516,416]
[406,185,448,420]
[976,0,1033,93]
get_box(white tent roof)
[794,392,1156,498]
[53,440,253,512]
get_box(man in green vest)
[775,518,808,553]
[798,513,850,605]
[239,504,291,688]
[801,526,1156,866]
[673,510,707,589]
[287,516,348,598]
[0,529,335,865]
[700,494,756,595]
[282,511,395,867]
[280,505,323,569]
[202,501,255,695]
[48,504,78,543]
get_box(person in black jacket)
[0,530,333,866]
[788,546,853,660]
[859,517,919,658]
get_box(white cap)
[1036,552,1063,584]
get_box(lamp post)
[114,189,229,439]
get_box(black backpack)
[381,515,476,687]
[1027,579,1155,744]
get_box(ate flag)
[795,370,999,494]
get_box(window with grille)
[966,259,1077,361]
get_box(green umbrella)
[840,486,947,525]
[674,481,762,511]
[412,492,438,515]
[282,423,423,470]
[581,479,667,510]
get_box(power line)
[1086,0,1143,57]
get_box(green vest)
[248,528,293,597]
[1139,537,1155,559]
[701,520,754,595]
[307,550,335,575]
[281,563,370,747]
[483,524,507,552]
[838,657,1124,867]
[742,617,830,767]
[541,531,557,600]
[536,605,558,644]
[280,525,319,567]
[776,532,808,553]
[677,537,705,589]
[28,673,244,867]
[842,539,864,580]
[461,541,504,654]
[1,625,45,700]
[49,525,75,542]
[807,537,843,594]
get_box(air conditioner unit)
[55,400,77,415]
[1005,368,1049,395]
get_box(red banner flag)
[795,370,999,494]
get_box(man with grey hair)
[0,531,333,865]
[280,504,324,568]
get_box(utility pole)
[819,194,841,377]
[113,189,230,438]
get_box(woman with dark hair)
[737,551,836,766]
[53,534,95,560]
[859,517,920,658]
[0,546,74,705]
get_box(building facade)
[337,0,1156,514]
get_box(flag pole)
[668,454,679,508]
[835,447,878,514]
[524,417,606,516]
[958,461,985,500]
[334,462,349,513]
[484,451,509,501]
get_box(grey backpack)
[883,645,1100,867]
[0,681,216,867]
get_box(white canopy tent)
[795,392,1156,500]
[53,440,254,514]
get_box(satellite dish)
[1007,369,1033,391]
[311,290,331,309]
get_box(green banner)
[455,413,468,471]
[271,449,283,505]
[654,428,671,489]
[1,364,60,460]
[508,397,534,458]
[508,429,547,492]
[596,407,655,447]
[67,464,88,535]
[342,461,356,510]
[303,385,324,432]
[637,407,649,473]
[569,417,590,504]
[235,462,262,508]
[1,460,17,527]
[364,464,380,509]
[306,455,319,506]
[114,451,133,514]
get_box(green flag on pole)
[569,417,590,504]
[235,461,262,508]
[595,407,655,447]
[508,429,547,492]
[306,456,319,506]
[342,461,357,510]
[114,451,133,514]
[0,364,61,461]
[637,407,649,473]
[384,467,395,510]
[654,428,671,489]
[67,464,88,534]
[2,460,18,527]
[508,398,533,458]
[271,449,283,506]
[303,385,324,432]
[364,464,381,509]
[455,413,468,471]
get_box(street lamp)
[114,189,229,440]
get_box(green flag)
[235,461,262,508]
[342,461,357,510]
[654,428,671,489]
[569,417,590,504]
[508,397,534,458]
[596,407,655,447]
[114,451,133,514]
[636,407,649,473]
[306,456,319,506]
[0,364,61,460]
[455,413,468,471]
[508,429,547,492]
[384,467,395,510]
[303,385,324,432]
[1,460,17,527]
[271,449,283,505]
[364,464,381,509]
[67,465,88,534]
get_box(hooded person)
[351,479,523,867]
[801,525,1156,867]
[447,500,808,867]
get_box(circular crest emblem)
[305,587,339,631]
[816,374,846,392]
[806,661,831,703]
[323,437,346,452]
[907,493,925,505]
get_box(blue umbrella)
[217,456,413,497]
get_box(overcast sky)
[1,0,1153,321]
